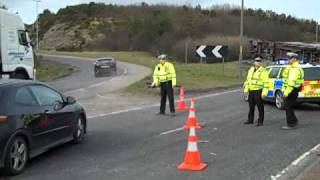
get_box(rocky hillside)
[28,2,318,61]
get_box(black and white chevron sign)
[196,45,228,58]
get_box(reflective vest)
[153,62,177,86]
[284,62,304,96]
[244,66,269,95]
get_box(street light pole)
[33,0,40,51]
[239,0,244,81]
[316,22,319,43]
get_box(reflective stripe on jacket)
[244,66,268,95]
[153,62,177,86]
[284,62,304,96]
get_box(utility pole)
[185,39,188,64]
[239,0,244,81]
[316,22,319,43]
[33,0,41,51]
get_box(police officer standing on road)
[151,54,177,116]
[282,52,304,130]
[243,57,268,126]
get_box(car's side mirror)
[53,101,64,111]
[29,41,35,48]
[66,96,76,104]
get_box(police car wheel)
[275,91,285,109]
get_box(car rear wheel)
[73,116,85,144]
[275,91,285,109]
[3,136,28,175]
[94,68,99,77]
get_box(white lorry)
[0,8,35,79]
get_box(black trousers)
[285,87,301,126]
[248,89,264,124]
[160,81,175,113]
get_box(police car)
[255,59,320,109]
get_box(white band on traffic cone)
[187,142,198,152]
[190,127,196,136]
[190,101,194,108]
[189,110,195,118]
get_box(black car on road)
[0,80,87,175]
[93,57,117,77]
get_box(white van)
[0,8,35,79]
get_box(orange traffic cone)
[178,126,208,171]
[176,87,188,111]
[183,98,201,130]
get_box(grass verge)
[36,55,76,82]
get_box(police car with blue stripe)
[252,58,320,109]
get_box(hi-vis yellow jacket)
[153,62,176,86]
[283,61,304,96]
[243,66,269,96]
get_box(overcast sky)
[1,0,319,24]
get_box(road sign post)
[222,58,225,78]
[199,57,203,75]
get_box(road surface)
[3,89,320,180]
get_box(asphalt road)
[41,54,125,92]
[2,89,320,180]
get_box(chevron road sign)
[196,45,228,58]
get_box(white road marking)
[159,127,184,136]
[65,88,86,95]
[270,143,320,180]
[291,152,311,166]
[87,104,159,119]
[88,88,241,119]
[95,93,109,99]
[158,122,207,136]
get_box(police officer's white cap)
[254,57,262,62]
[286,52,298,58]
[158,54,167,60]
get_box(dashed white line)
[159,127,184,136]
[87,104,159,119]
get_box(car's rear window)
[98,59,112,63]
[304,68,320,80]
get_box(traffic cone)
[176,87,188,111]
[177,126,208,171]
[183,98,201,130]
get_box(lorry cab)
[0,8,35,79]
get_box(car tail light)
[0,116,8,123]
